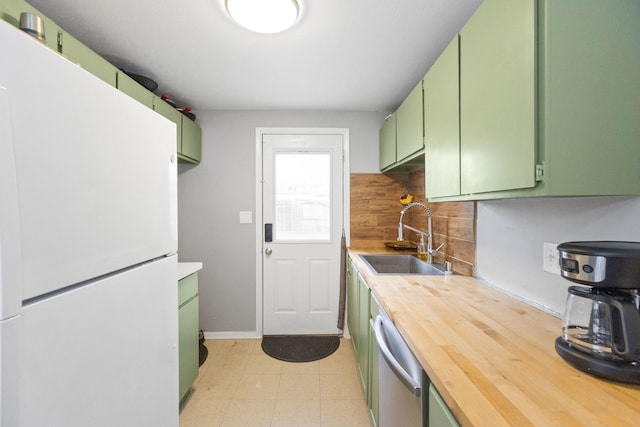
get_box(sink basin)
[359,254,446,275]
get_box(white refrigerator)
[0,20,179,426]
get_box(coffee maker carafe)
[555,241,640,383]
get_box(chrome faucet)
[397,202,443,263]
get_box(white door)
[262,133,343,335]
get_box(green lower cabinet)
[347,255,380,427]
[347,258,359,354]
[428,384,460,427]
[368,295,380,427]
[116,70,154,107]
[356,272,370,393]
[178,273,200,403]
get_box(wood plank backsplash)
[350,171,476,276]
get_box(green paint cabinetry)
[459,0,535,196]
[424,35,460,198]
[181,113,202,163]
[59,31,118,87]
[347,255,379,427]
[379,81,425,173]
[117,71,154,107]
[396,81,424,162]
[379,113,396,170]
[153,96,202,164]
[428,383,460,427]
[425,0,640,201]
[357,272,370,393]
[178,272,199,403]
[347,258,359,353]
[368,293,380,427]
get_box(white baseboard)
[203,330,262,340]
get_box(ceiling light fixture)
[225,0,300,34]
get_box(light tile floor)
[179,338,372,427]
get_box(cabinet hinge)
[535,164,544,182]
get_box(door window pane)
[274,152,331,241]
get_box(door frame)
[255,127,350,336]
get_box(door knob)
[265,247,272,255]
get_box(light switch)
[239,211,253,224]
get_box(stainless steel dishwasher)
[374,307,424,426]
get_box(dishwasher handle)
[374,315,422,397]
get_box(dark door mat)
[261,335,340,362]
[199,343,208,367]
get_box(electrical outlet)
[543,242,561,275]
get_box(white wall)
[178,110,387,335]
[476,196,640,315]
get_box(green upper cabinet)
[459,0,536,195]
[379,113,396,170]
[153,96,201,164]
[0,0,60,52]
[60,31,117,87]
[424,35,460,198]
[116,71,154,107]
[537,0,640,197]
[396,80,424,162]
[181,115,202,164]
[379,81,425,173]
[427,0,640,201]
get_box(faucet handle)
[429,243,445,255]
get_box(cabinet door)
[180,115,202,163]
[347,258,358,353]
[179,273,199,403]
[153,95,182,154]
[379,113,396,170]
[459,0,536,194]
[424,35,460,198]
[116,70,154,108]
[541,0,640,196]
[396,81,424,162]
[60,31,117,87]
[357,272,370,392]
[429,384,460,427]
[368,295,380,427]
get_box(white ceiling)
[29,0,482,112]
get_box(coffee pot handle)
[600,295,640,361]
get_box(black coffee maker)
[555,241,640,383]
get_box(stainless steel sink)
[359,254,445,275]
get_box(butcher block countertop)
[348,245,640,426]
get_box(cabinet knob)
[265,247,273,255]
